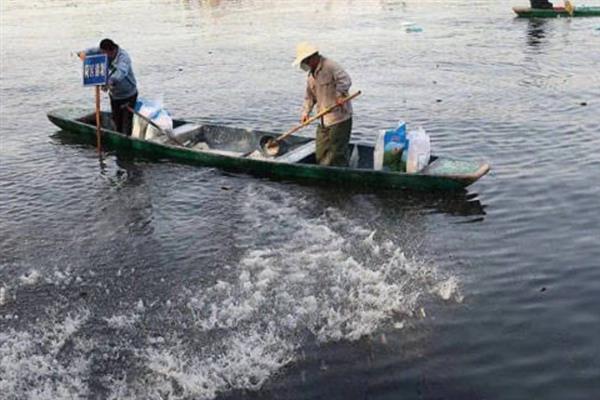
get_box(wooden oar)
[247,90,361,158]
[123,105,184,146]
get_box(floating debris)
[433,277,460,301]
[406,25,423,33]
[19,270,42,286]
[136,299,145,312]
[380,333,388,345]
[401,21,423,33]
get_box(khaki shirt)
[302,58,353,127]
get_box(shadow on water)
[50,129,96,149]
[526,18,549,49]
[283,180,487,220]
[52,131,144,189]
[105,150,145,187]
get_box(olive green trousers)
[315,118,352,167]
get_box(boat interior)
[80,112,379,169]
[77,112,456,174]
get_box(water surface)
[1,1,599,399]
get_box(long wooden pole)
[273,90,361,145]
[95,85,101,154]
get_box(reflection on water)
[108,151,145,187]
[310,184,486,220]
[50,129,96,148]
[50,130,136,186]
[526,18,549,48]
[376,190,485,219]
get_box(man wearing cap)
[79,39,138,136]
[293,42,353,167]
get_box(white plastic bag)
[131,98,173,140]
[405,127,430,173]
[131,114,147,139]
[373,130,386,171]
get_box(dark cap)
[99,38,118,51]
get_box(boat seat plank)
[173,123,202,136]
[276,140,316,163]
[172,123,203,144]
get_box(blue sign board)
[83,54,108,86]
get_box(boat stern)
[47,107,91,122]
[421,158,491,186]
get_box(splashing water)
[0,309,91,400]
[0,183,462,400]
[130,184,462,399]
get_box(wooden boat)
[47,108,490,191]
[513,5,600,17]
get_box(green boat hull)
[47,108,490,191]
[513,6,600,17]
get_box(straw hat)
[292,42,319,67]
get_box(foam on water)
[0,309,91,400]
[1,263,78,294]
[129,184,463,399]
[0,286,7,306]
[97,321,295,400]
[143,331,295,399]
[0,183,462,400]
[431,276,464,303]
[18,269,42,286]
[0,262,87,311]
[103,313,140,330]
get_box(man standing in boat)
[530,0,553,8]
[294,43,353,167]
[79,39,138,136]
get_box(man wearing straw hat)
[293,42,353,167]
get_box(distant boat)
[47,108,490,191]
[513,5,600,17]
